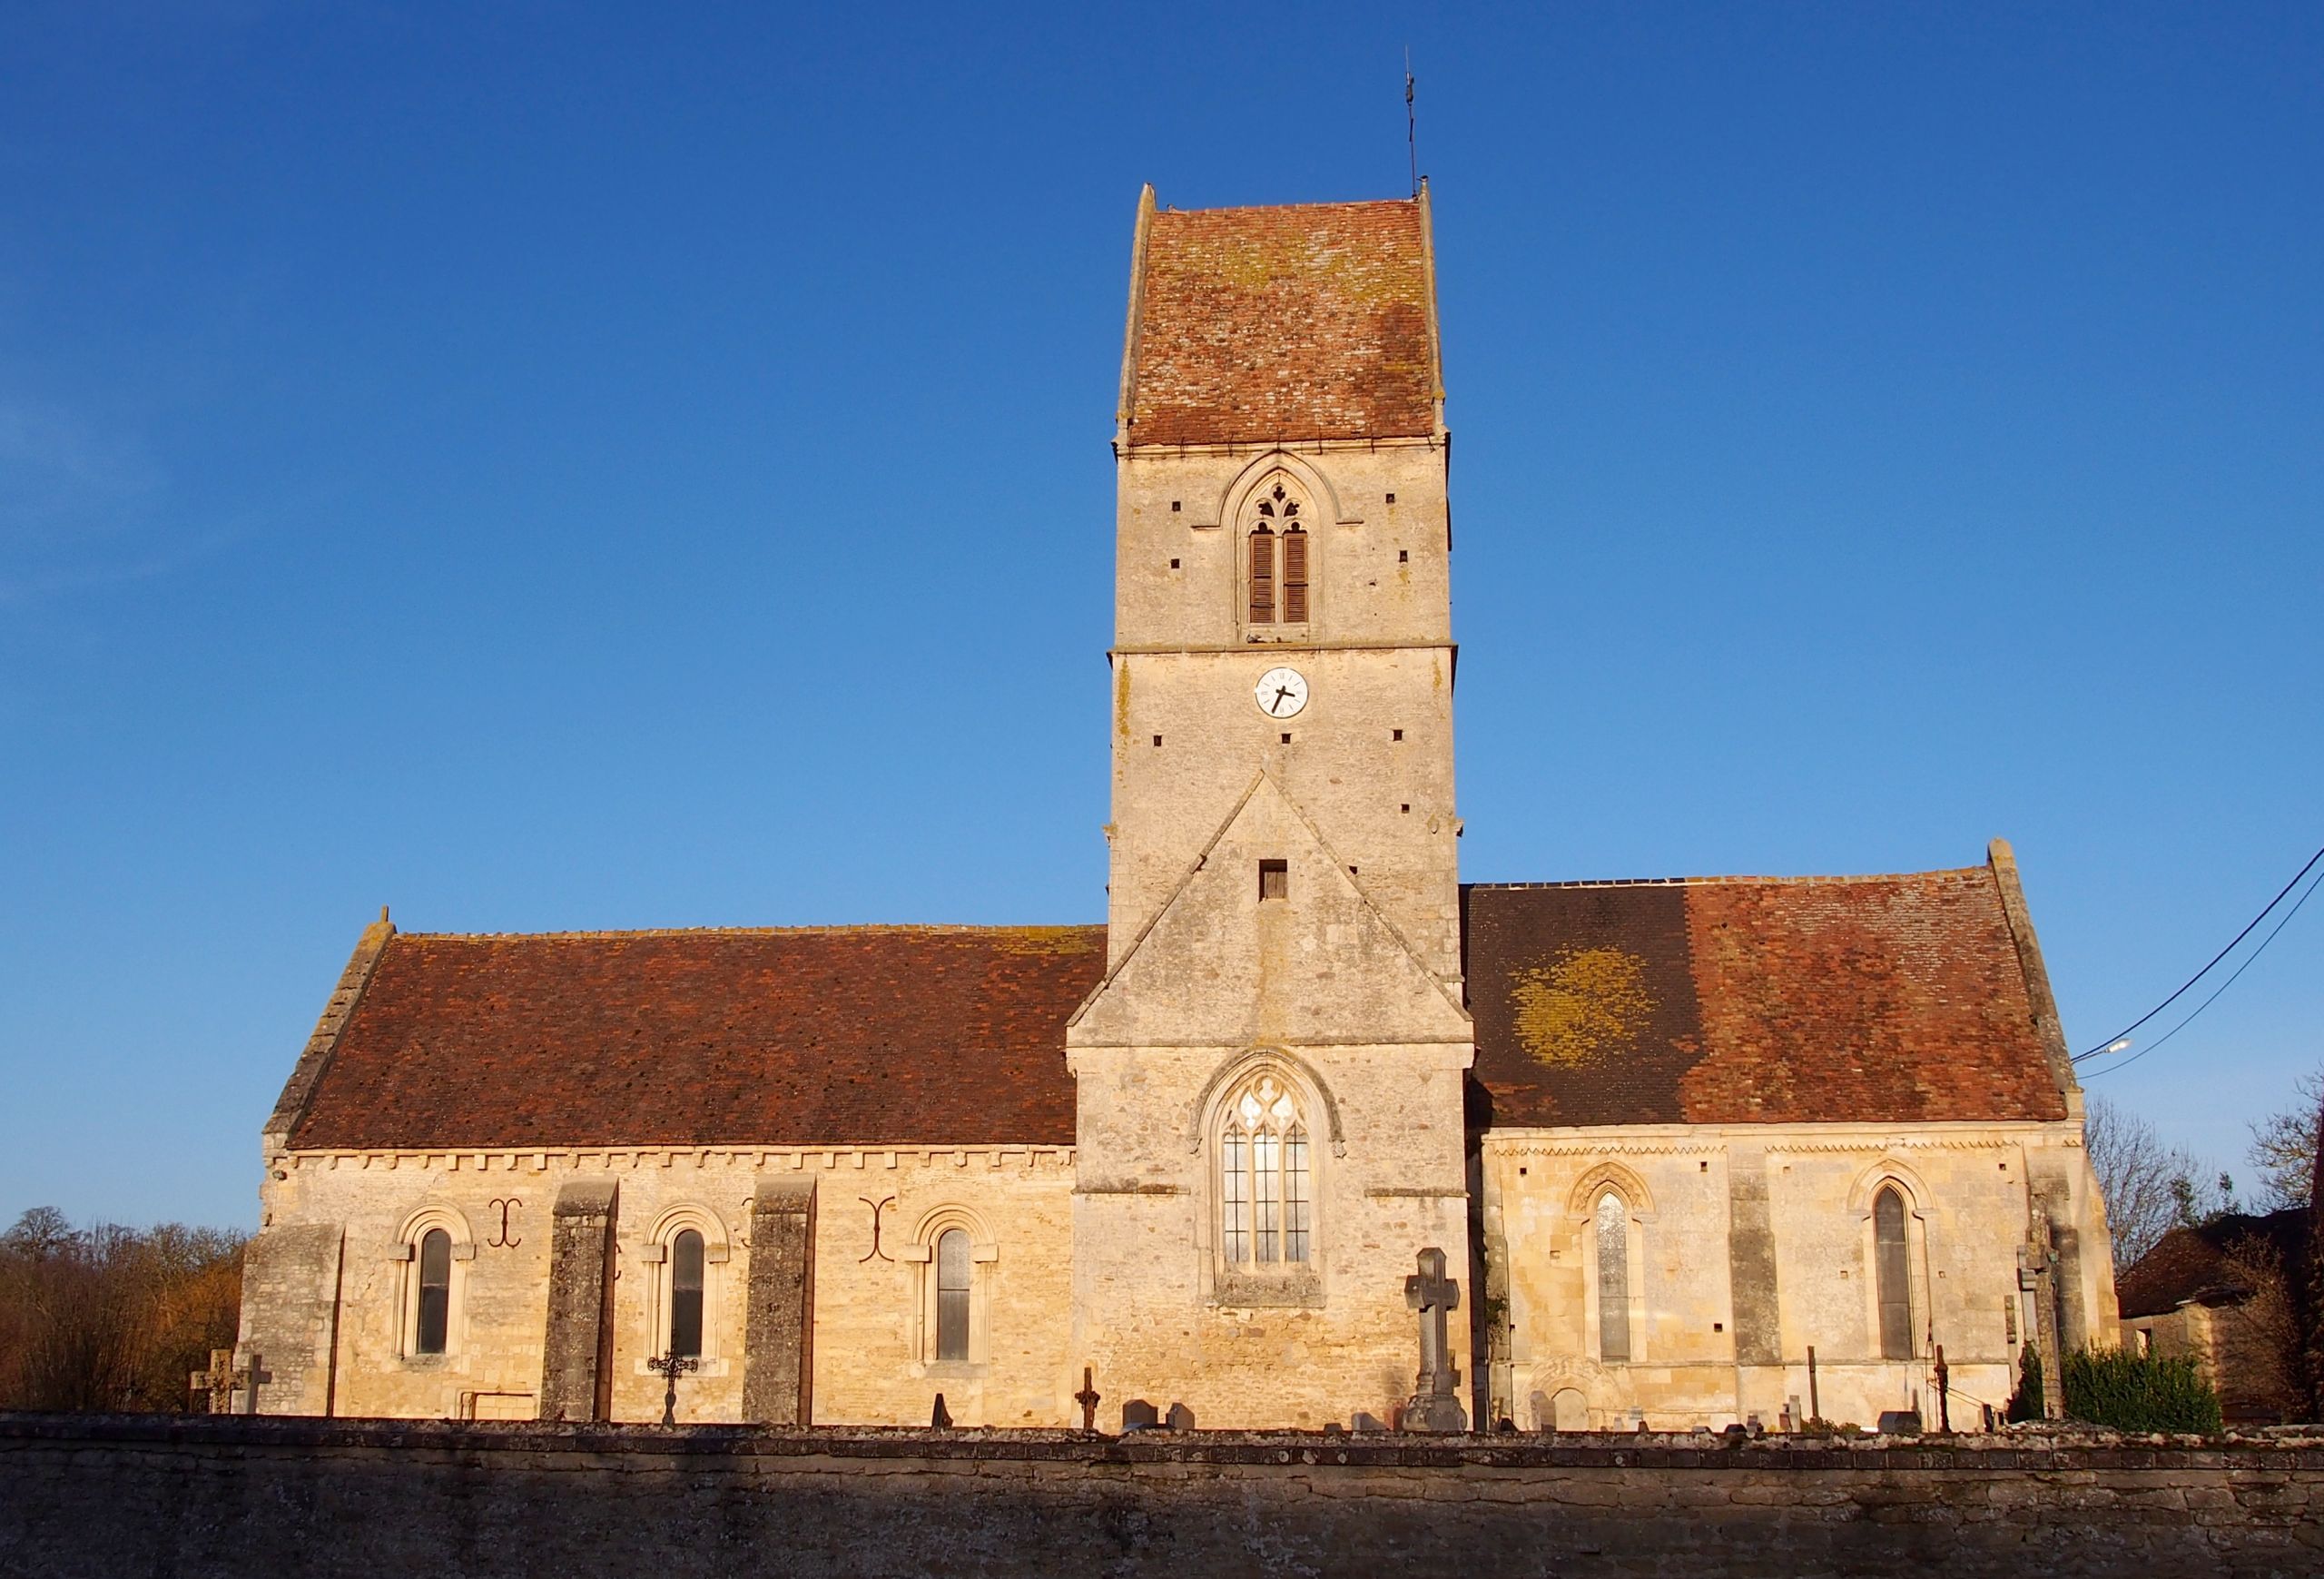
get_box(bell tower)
[1064,185,1473,1429]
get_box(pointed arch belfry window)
[1246,481,1308,629]
[1218,1071,1312,1267]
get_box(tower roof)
[1118,190,1442,449]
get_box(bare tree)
[2086,1094,2216,1270]
[2249,1064,2324,1212]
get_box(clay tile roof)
[286,925,1105,1151]
[1124,195,1439,448]
[2116,1209,2312,1320]
[1462,868,2071,1129]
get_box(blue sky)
[2,3,2317,1229]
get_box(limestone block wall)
[1108,439,1461,978]
[240,1143,1076,1426]
[1069,1041,1472,1429]
[1480,1120,2114,1432]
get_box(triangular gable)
[1068,771,1470,1050]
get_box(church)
[237,185,2117,1435]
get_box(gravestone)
[1164,1402,1196,1430]
[1120,1399,1158,1432]
[1402,1247,1468,1433]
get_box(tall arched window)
[935,1228,971,1362]
[416,1228,451,1357]
[1594,1191,1630,1362]
[1874,1186,1913,1360]
[1246,482,1308,627]
[669,1229,705,1359]
[1219,1071,1312,1266]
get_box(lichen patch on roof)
[1123,196,1439,448]
[1463,868,2070,1129]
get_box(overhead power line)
[2086,859,2324,1080]
[2073,841,2324,1063]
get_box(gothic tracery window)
[1219,1071,1312,1266]
[1247,483,1308,627]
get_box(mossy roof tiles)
[1126,198,1438,448]
[1462,869,2072,1129]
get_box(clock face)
[1255,666,1309,719]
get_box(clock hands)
[1271,686,1295,714]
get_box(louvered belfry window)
[1249,483,1309,627]
[1248,521,1275,624]
[1281,524,1308,622]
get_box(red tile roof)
[285,926,1105,1151]
[2116,1208,2311,1319]
[1124,197,1439,448]
[1463,868,2072,1129]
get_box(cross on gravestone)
[189,1348,267,1415]
[190,1348,240,1415]
[1402,1247,1468,1433]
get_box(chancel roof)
[1122,193,1440,448]
[285,926,1104,1151]
[1462,867,2073,1130]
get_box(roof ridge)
[1464,867,1990,892]
[1155,195,1419,217]
[393,923,1103,942]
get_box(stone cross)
[1074,1367,1101,1432]
[190,1348,241,1416]
[190,1348,265,1415]
[1403,1248,1468,1433]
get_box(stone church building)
[239,185,2117,1434]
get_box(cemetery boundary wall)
[3,1413,2321,1578]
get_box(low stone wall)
[3,1414,2320,1578]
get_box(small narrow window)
[416,1228,450,1356]
[1875,1187,1912,1359]
[1168,558,1180,569]
[1248,526,1275,624]
[1384,491,1397,503]
[1152,735,1162,747]
[1281,527,1308,622]
[1258,859,1288,901]
[669,1229,705,1358]
[1392,729,1403,741]
[1398,549,1409,563]
[1279,732,1291,745]
[936,1228,970,1362]
[1171,499,1181,512]
[1596,1193,1630,1362]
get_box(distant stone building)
[238,183,2116,1433]
[2117,1208,2311,1424]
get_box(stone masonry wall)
[4,1414,2319,1579]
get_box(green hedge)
[2062,1347,2222,1434]
[2006,1347,2045,1423]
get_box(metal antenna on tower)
[1404,48,1419,196]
